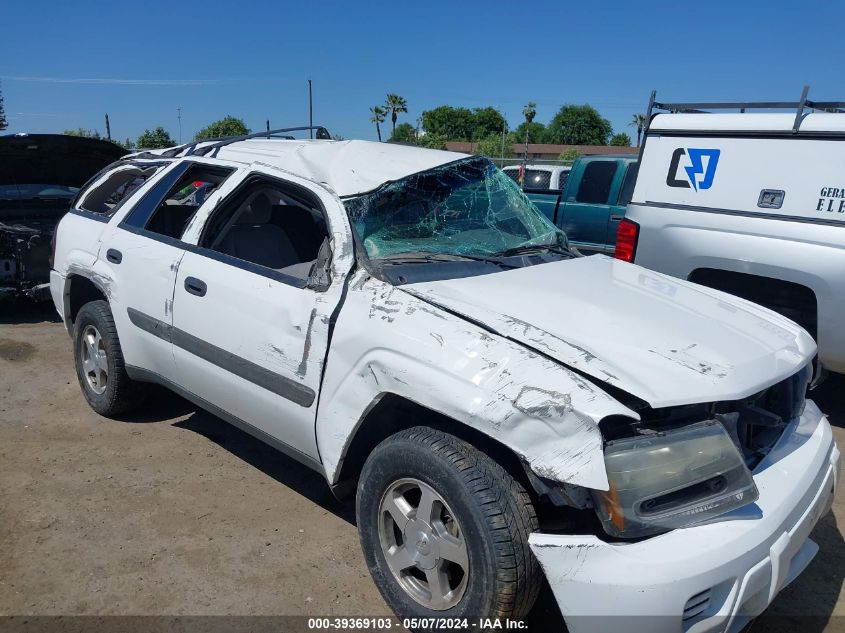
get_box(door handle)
[184,276,207,297]
[609,215,624,222]
[106,248,122,264]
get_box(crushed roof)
[211,139,468,197]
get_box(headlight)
[592,420,758,539]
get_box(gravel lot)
[1,301,842,632]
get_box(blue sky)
[2,0,844,144]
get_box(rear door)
[558,159,624,254]
[101,159,237,381]
[170,167,354,462]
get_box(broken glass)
[344,157,567,261]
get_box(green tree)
[421,105,475,141]
[0,83,7,131]
[610,132,632,147]
[630,113,647,148]
[473,134,508,160]
[471,107,507,140]
[63,128,101,139]
[417,133,448,150]
[546,104,612,145]
[195,116,250,140]
[369,105,386,142]
[509,121,546,144]
[137,127,176,149]
[390,122,417,143]
[384,94,408,137]
[421,105,508,142]
[559,148,580,162]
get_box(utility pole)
[104,114,111,141]
[523,124,529,175]
[266,119,270,137]
[177,107,182,144]
[308,79,313,139]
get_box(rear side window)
[617,163,639,206]
[575,161,617,204]
[78,164,164,216]
[123,162,233,240]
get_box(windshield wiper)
[495,243,573,258]
[380,252,518,268]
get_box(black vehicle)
[0,134,127,299]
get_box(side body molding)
[126,308,316,407]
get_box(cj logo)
[666,148,720,191]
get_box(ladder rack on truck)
[643,86,845,134]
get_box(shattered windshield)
[344,157,567,263]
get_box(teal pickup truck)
[503,155,638,255]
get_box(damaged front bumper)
[529,399,840,633]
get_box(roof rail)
[163,126,332,158]
[644,85,845,135]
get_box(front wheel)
[356,427,541,629]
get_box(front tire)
[356,427,541,629]
[73,300,143,416]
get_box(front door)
[171,169,351,462]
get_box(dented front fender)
[317,271,638,491]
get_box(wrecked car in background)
[50,129,840,633]
[0,133,126,300]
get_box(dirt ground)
[0,301,843,633]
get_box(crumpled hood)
[403,256,816,408]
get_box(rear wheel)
[356,427,541,630]
[73,300,144,416]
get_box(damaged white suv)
[50,128,840,633]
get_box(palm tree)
[630,113,647,148]
[370,106,387,142]
[522,101,537,125]
[384,94,408,137]
[521,102,537,163]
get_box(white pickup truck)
[618,91,845,378]
[50,129,839,633]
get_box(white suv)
[50,128,839,633]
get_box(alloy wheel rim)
[80,325,108,395]
[377,477,469,610]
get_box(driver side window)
[199,175,331,286]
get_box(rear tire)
[356,426,541,631]
[73,300,144,416]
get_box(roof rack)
[645,85,845,134]
[159,125,332,158]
